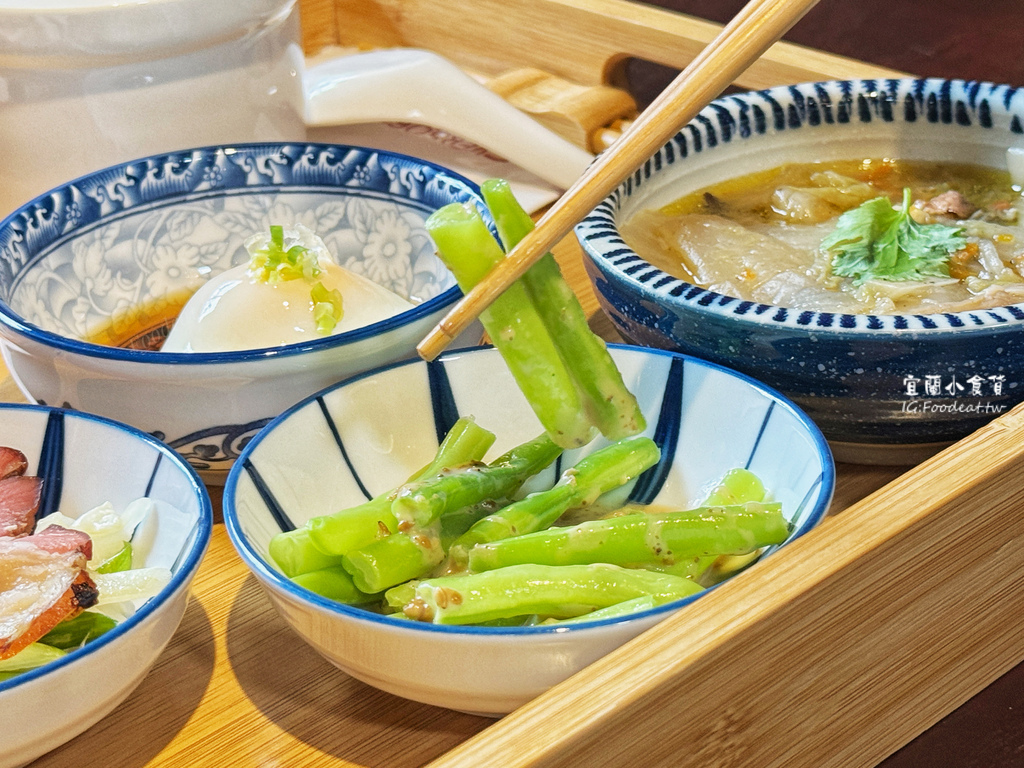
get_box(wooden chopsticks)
[416,0,821,361]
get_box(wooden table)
[12,1,1024,766]
[11,231,909,768]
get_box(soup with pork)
[621,159,1024,314]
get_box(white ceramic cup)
[0,0,592,218]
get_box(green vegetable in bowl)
[399,563,705,625]
[425,179,645,448]
[272,416,496,574]
[38,611,117,650]
[343,432,562,593]
[1,494,173,681]
[822,187,967,284]
[0,643,66,682]
[480,179,646,441]
[391,432,562,529]
[279,422,788,625]
[445,435,661,570]
[466,502,789,572]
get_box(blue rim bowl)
[222,344,834,714]
[576,78,1024,465]
[0,142,481,479]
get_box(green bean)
[384,580,418,612]
[301,498,397,563]
[342,526,445,594]
[273,511,375,576]
[680,467,770,583]
[400,563,703,624]
[342,433,560,592]
[642,557,718,580]
[440,501,508,550]
[291,417,495,563]
[391,432,562,528]
[409,416,498,484]
[292,566,379,604]
[702,467,767,506]
[447,437,660,569]
[426,202,594,448]
[481,178,645,440]
[553,595,657,624]
[468,502,790,572]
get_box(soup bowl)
[0,403,212,768]
[0,142,479,482]
[576,78,1024,465]
[223,344,834,716]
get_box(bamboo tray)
[22,2,1024,767]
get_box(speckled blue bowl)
[576,78,1024,465]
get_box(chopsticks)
[416,0,821,361]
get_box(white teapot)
[0,0,591,216]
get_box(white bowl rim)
[222,342,835,637]
[0,141,474,366]
[0,402,213,694]
[575,77,1024,336]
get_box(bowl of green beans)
[223,344,834,716]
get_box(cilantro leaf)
[821,188,967,285]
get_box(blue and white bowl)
[0,142,478,482]
[576,78,1024,465]
[0,403,211,768]
[223,344,834,716]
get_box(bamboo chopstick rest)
[416,0,822,362]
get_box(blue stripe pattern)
[36,410,64,519]
[143,452,163,497]
[427,359,461,446]
[243,458,295,533]
[220,346,836,642]
[318,397,372,502]
[629,357,684,504]
[744,401,775,470]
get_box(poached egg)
[161,225,416,353]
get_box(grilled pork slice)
[0,447,27,480]
[0,532,98,660]
[29,525,93,560]
[0,475,43,538]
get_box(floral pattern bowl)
[576,78,1024,465]
[0,142,479,482]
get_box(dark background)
[629,0,1024,107]
[634,2,1024,765]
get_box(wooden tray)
[23,2,1024,767]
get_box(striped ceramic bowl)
[0,403,211,768]
[576,78,1024,465]
[223,344,833,716]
